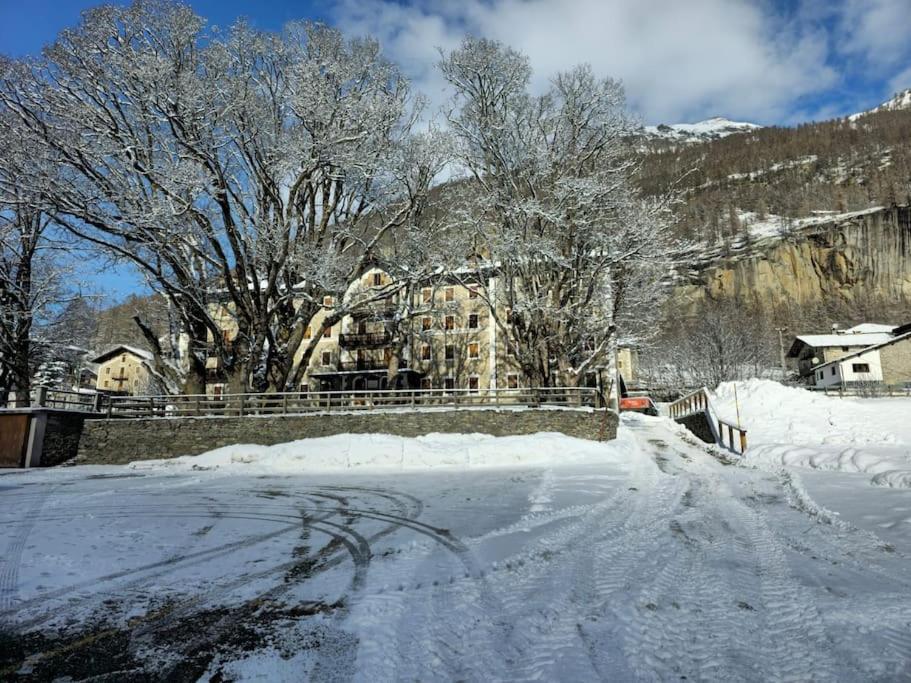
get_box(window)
[357,320,368,335]
[445,344,455,362]
[321,351,332,366]
[852,363,870,373]
[323,295,333,307]
[304,325,311,339]
[420,378,433,391]
[445,287,454,302]
[618,360,624,369]
[468,314,479,329]
[507,374,519,389]
[104,380,109,388]
[469,285,479,299]
[468,342,480,359]
[422,288,432,304]
[421,344,432,361]
[444,377,455,392]
[841,346,849,352]
[468,376,479,393]
[831,367,836,376]
[373,273,382,286]
[422,316,432,331]
[324,326,331,338]
[106,367,111,375]
[817,371,823,380]
[445,315,455,331]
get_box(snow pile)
[129,430,641,474]
[712,379,911,487]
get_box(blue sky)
[2,0,910,301]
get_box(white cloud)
[331,0,837,125]
[837,0,911,67]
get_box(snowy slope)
[644,116,761,143]
[848,88,911,121]
[712,379,911,488]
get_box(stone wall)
[76,408,618,465]
[879,336,911,385]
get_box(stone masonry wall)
[76,408,618,465]
[879,336,911,385]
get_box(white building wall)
[813,349,883,387]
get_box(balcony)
[350,300,398,320]
[338,332,392,348]
[340,360,391,372]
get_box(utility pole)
[775,327,788,375]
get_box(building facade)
[204,265,631,396]
[811,328,911,388]
[91,346,154,395]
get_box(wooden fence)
[25,386,602,419]
[669,387,748,455]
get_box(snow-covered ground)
[2,412,910,681]
[713,379,911,489]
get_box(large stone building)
[205,265,635,397]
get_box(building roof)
[90,345,154,364]
[787,332,894,357]
[843,323,897,334]
[814,330,911,371]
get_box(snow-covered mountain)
[848,88,911,121]
[643,116,761,144]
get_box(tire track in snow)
[0,485,55,617]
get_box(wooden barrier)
[669,387,748,455]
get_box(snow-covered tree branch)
[0,1,437,392]
[439,37,675,387]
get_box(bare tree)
[0,112,65,405]
[438,37,673,387]
[646,300,776,390]
[0,1,434,393]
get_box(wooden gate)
[0,413,31,467]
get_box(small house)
[91,346,154,395]
[810,325,911,389]
[786,327,895,382]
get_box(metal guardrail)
[669,387,748,454]
[96,386,601,419]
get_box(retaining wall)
[76,408,618,465]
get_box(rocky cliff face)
[671,206,911,310]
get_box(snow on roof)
[91,345,154,364]
[815,331,911,370]
[790,332,894,352]
[843,323,896,334]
